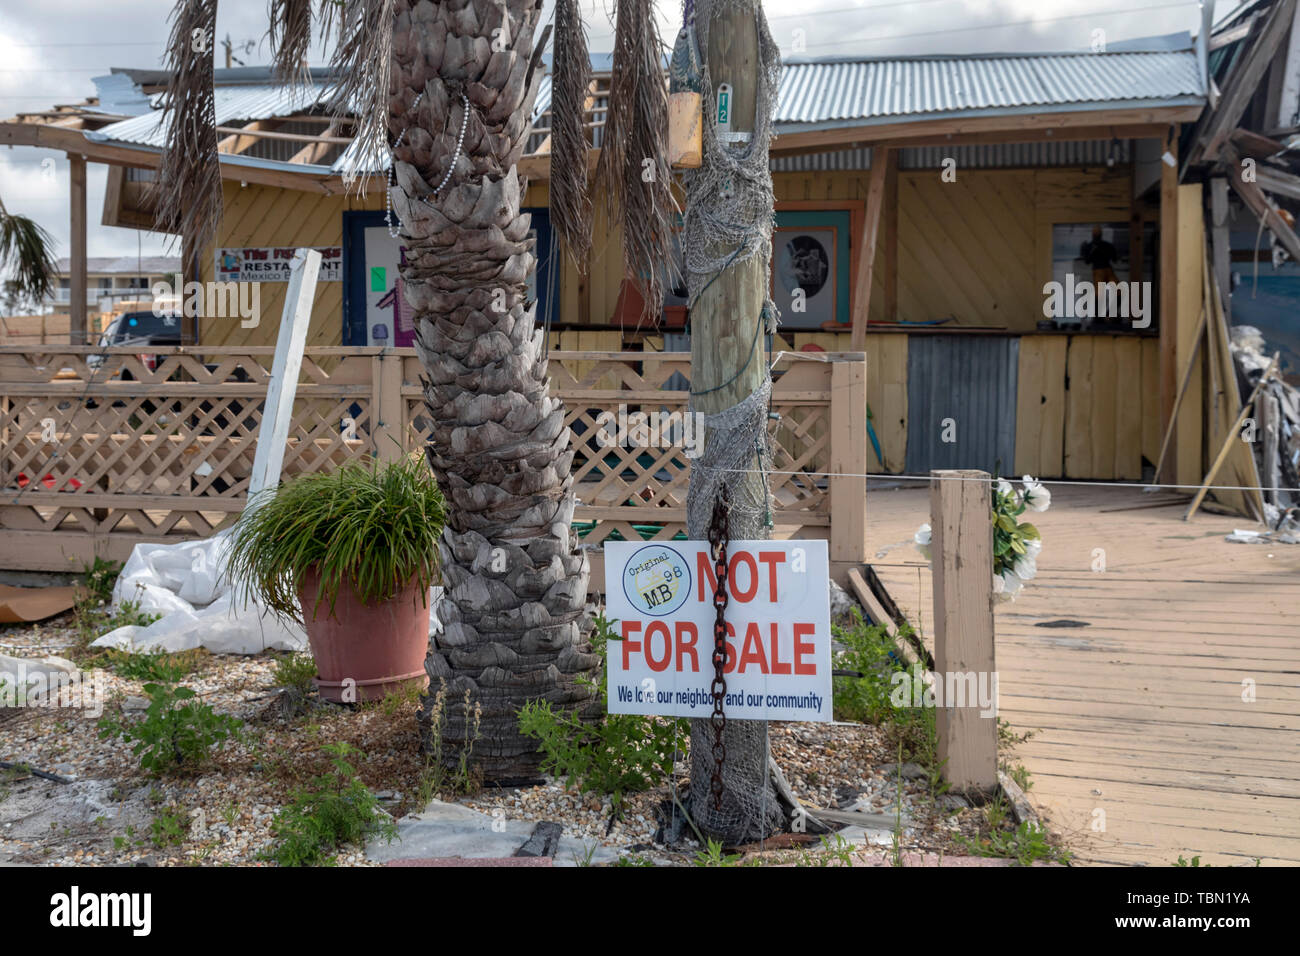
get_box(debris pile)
[1231,325,1300,535]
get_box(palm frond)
[550,0,593,270]
[0,199,59,303]
[155,0,222,258]
[322,0,394,193]
[268,0,315,86]
[595,0,677,326]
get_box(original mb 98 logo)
[623,545,691,617]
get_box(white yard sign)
[604,540,832,721]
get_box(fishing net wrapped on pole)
[680,0,789,846]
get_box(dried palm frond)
[595,0,677,326]
[322,0,395,194]
[0,196,58,302]
[268,0,315,87]
[550,0,593,269]
[155,0,222,259]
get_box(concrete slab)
[367,800,622,868]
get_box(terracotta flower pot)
[296,568,430,703]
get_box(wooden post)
[247,249,322,504]
[372,350,405,463]
[829,355,868,582]
[1158,128,1179,482]
[69,155,87,345]
[883,152,899,323]
[1174,183,1204,485]
[850,147,891,350]
[930,468,998,796]
[1210,176,1232,322]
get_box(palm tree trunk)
[390,0,599,781]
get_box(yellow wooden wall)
[198,182,383,347]
[1015,335,1160,480]
[531,166,1130,331]
[202,165,1131,345]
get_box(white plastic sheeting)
[91,532,445,656]
[90,531,308,655]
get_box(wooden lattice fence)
[0,346,868,581]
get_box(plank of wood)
[247,249,322,503]
[1113,339,1142,479]
[1152,304,1206,484]
[1185,354,1279,520]
[850,148,891,349]
[1159,130,1179,478]
[1091,337,1118,481]
[1194,0,1299,162]
[1064,336,1093,477]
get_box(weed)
[263,742,397,866]
[957,821,1071,866]
[104,647,200,683]
[150,806,187,848]
[983,793,1010,831]
[374,681,423,718]
[518,613,686,815]
[810,833,856,867]
[1009,764,1033,793]
[1175,854,1210,867]
[693,838,742,867]
[80,557,121,606]
[831,611,911,724]
[97,683,242,775]
[271,652,317,697]
[220,802,240,829]
[416,679,482,801]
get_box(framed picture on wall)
[771,210,851,329]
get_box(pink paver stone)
[385,856,553,867]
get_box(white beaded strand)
[385,91,472,239]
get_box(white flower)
[1011,550,1038,582]
[1021,476,1051,512]
[913,523,932,561]
[1025,537,1043,558]
[993,570,1019,603]
[996,477,1015,500]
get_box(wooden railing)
[0,346,868,581]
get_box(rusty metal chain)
[707,486,730,811]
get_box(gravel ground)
[1,611,995,867]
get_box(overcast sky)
[0,0,1236,267]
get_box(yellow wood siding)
[198,182,383,347]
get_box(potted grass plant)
[225,455,445,703]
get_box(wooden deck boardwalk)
[864,482,1300,866]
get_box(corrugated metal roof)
[776,51,1203,127]
[86,84,329,150]
[84,48,1203,173]
[769,138,1134,171]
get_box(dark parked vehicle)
[87,310,183,373]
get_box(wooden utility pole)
[686,0,784,843]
